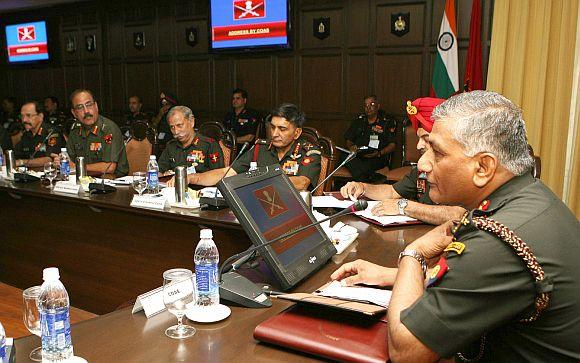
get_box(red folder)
[254,304,389,363]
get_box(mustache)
[83,113,93,120]
[23,122,33,126]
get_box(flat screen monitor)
[209,0,291,51]
[218,165,335,290]
[5,21,50,63]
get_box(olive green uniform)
[14,122,64,159]
[158,134,224,173]
[66,115,129,177]
[392,166,433,204]
[232,139,321,189]
[400,173,580,361]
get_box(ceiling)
[0,0,90,14]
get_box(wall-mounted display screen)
[210,0,290,51]
[5,21,50,63]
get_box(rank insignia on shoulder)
[301,156,314,166]
[193,137,199,146]
[478,199,490,211]
[444,241,466,255]
[306,149,321,156]
[426,257,448,288]
[209,152,220,164]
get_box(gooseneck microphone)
[88,136,131,194]
[217,199,368,308]
[200,141,250,210]
[310,146,360,195]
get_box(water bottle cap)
[61,148,67,152]
[43,267,60,281]
[149,155,156,160]
[200,229,212,239]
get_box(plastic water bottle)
[249,161,258,171]
[194,229,220,306]
[37,267,73,362]
[147,155,159,193]
[59,148,70,181]
[0,321,6,362]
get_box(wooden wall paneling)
[175,20,208,55]
[213,59,233,118]
[63,66,82,100]
[346,53,370,114]
[158,61,176,106]
[234,57,273,113]
[126,62,156,112]
[431,0,445,44]
[301,9,344,49]
[374,53,422,113]
[11,69,27,103]
[300,54,343,114]
[456,0,473,40]
[125,24,155,59]
[176,59,211,114]
[25,68,51,101]
[82,64,103,102]
[375,3,425,48]
[108,64,126,114]
[107,11,124,60]
[156,10,174,58]
[61,30,80,62]
[347,0,370,48]
[276,56,297,106]
[50,68,66,107]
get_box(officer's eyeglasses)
[73,101,96,111]
[364,102,378,109]
[20,113,39,119]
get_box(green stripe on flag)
[432,53,455,98]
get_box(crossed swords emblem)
[256,189,285,216]
[234,1,264,19]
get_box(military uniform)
[232,139,322,189]
[14,122,65,159]
[45,110,68,131]
[122,112,150,139]
[223,108,261,147]
[400,174,580,361]
[158,134,224,174]
[343,110,396,181]
[66,115,129,177]
[156,112,173,146]
[392,166,433,204]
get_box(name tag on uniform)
[368,135,379,149]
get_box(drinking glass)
[132,172,147,196]
[22,286,42,362]
[163,268,196,339]
[44,162,57,189]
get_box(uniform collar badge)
[444,241,466,255]
[91,125,99,135]
[478,199,490,211]
[290,142,301,159]
[426,257,448,288]
[193,137,199,146]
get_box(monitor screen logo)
[233,0,265,20]
[17,26,36,42]
[254,185,288,218]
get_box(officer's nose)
[417,149,432,174]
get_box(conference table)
[0,176,432,362]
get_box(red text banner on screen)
[213,21,287,41]
[8,43,48,56]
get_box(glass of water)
[22,286,42,362]
[132,172,147,196]
[163,268,196,339]
[44,162,57,189]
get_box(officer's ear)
[472,152,498,188]
[293,126,302,140]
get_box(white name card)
[132,286,165,318]
[53,181,81,194]
[130,195,167,210]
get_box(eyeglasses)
[20,113,39,119]
[73,101,96,111]
[364,102,378,109]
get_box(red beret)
[406,97,445,133]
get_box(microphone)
[200,141,250,210]
[217,199,368,308]
[310,146,359,195]
[89,136,131,194]
[14,130,56,183]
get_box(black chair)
[198,121,237,166]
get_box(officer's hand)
[371,200,399,216]
[340,181,365,199]
[166,176,175,187]
[50,153,61,166]
[407,221,455,261]
[330,259,397,287]
[348,145,358,153]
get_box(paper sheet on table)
[312,210,358,254]
[200,187,223,198]
[315,280,391,308]
[355,200,416,225]
[312,195,353,209]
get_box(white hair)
[167,105,193,120]
[432,90,534,176]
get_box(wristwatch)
[398,249,427,278]
[397,198,408,215]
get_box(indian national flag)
[431,0,459,98]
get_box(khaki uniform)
[232,139,322,189]
[158,134,224,174]
[66,116,129,177]
[392,166,433,204]
[14,122,64,159]
[401,174,580,361]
